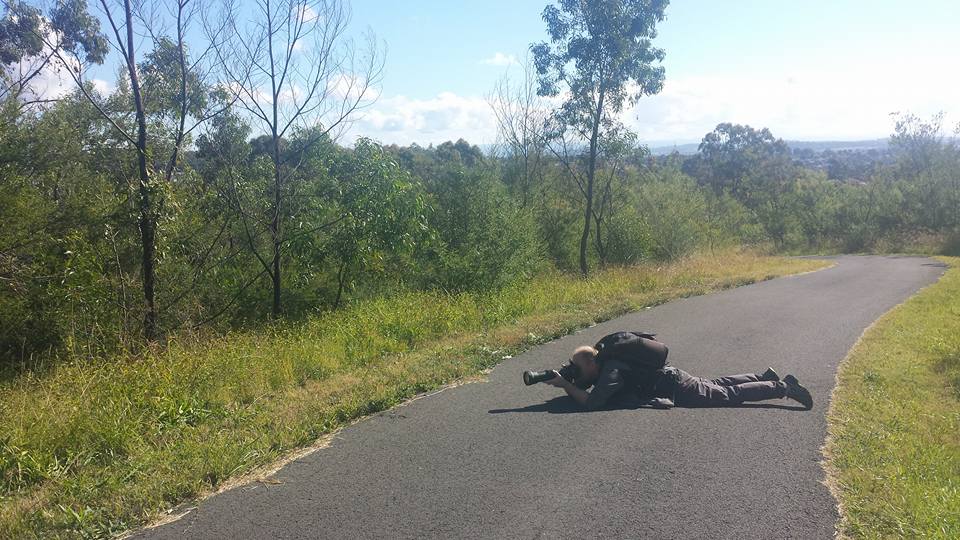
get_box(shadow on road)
[489,396,809,414]
[488,396,587,414]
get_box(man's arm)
[546,374,590,405]
[545,363,625,411]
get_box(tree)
[689,122,792,198]
[687,123,805,246]
[0,0,107,106]
[488,57,549,208]
[590,126,639,265]
[532,0,667,274]
[887,112,960,232]
[214,0,383,317]
[4,0,228,340]
[322,139,428,307]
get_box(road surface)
[135,255,946,539]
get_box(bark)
[580,86,606,276]
[269,5,283,318]
[123,0,157,340]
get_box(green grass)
[825,256,960,539]
[0,250,828,539]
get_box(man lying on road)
[534,332,814,411]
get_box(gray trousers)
[672,369,787,407]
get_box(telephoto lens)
[522,369,556,385]
[522,362,581,385]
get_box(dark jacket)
[584,360,679,410]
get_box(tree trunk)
[334,259,347,309]
[580,87,606,276]
[268,10,282,318]
[593,211,605,266]
[271,139,281,317]
[270,144,282,317]
[123,0,157,340]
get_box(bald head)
[569,345,600,386]
[572,345,597,363]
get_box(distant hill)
[785,139,889,152]
[649,139,889,156]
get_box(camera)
[522,361,581,386]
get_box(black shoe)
[783,374,813,410]
[759,367,780,381]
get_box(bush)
[422,167,545,291]
[636,176,712,260]
[601,207,654,265]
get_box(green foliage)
[634,172,714,260]
[0,2,45,65]
[532,188,582,270]
[0,94,126,365]
[320,138,430,306]
[531,0,668,111]
[689,122,793,198]
[49,0,108,64]
[599,208,653,264]
[139,37,209,123]
[532,0,668,274]
[422,166,544,291]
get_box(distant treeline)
[3,89,959,368]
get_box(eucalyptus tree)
[692,123,792,199]
[1,0,225,340]
[212,0,383,317]
[531,0,668,274]
[0,0,107,105]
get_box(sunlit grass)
[0,250,827,538]
[825,257,960,539]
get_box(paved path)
[135,256,946,539]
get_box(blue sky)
[341,0,960,146]
[28,0,960,147]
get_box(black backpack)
[593,332,669,372]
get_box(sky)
[339,0,960,147]
[23,0,960,148]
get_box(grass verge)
[0,250,828,539]
[825,256,959,539]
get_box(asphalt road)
[135,255,946,540]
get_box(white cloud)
[480,52,519,67]
[278,84,304,104]
[340,62,960,147]
[625,67,960,144]
[346,91,497,146]
[326,74,380,103]
[5,51,114,101]
[300,5,319,22]
[90,78,113,96]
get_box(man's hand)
[544,371,590,407]
[543,371,569,388]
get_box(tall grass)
[826,256,960,538]
[0,250,827,538]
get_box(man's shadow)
[489,396,807,414]
[489,396,587,415]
